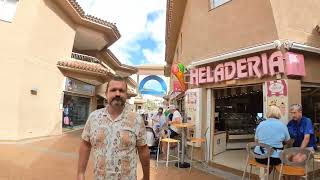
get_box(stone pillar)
[137,75,140,97]
[287,79,302,123]
[206,88,213,161]
[264,79,301,124]
[90,96,97,113]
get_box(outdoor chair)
[276,147,314,180]
[188,127,209,172]
[242,142,274,180]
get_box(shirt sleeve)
[255,124,261,140]
[304,118,314,135]
[136,113,147,146]
[287,121,296,138]
[284,125,291,141]
[81,113,93,142]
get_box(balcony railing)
[71,52,101,64]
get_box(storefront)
[63,77,95,127]
[187,48,320,171]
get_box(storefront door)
[63,94,90,126]
[301,84,320,132]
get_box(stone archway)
[138,75,167,96]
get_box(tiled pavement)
[0,130,232,180]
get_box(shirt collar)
[102,103,129,122]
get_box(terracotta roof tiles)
[57,59,110,75]
[68,0,120,38]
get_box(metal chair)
[276,147,314,180]
[242,142,274,180]
[189,127,209,172]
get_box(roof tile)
[57,59,111,75]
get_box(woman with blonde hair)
[254,105,291,166]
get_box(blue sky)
[77,0,168,95]
[77,0,166,66]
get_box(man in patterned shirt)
[77,76,150,180]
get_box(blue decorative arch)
[138,75,167,96]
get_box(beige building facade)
[165,0,320,170]
[0,0,137,141]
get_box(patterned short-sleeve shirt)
[81,104,146,180]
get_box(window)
[210,0,231,9]
[0,0,18,22]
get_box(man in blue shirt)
[287,104,317,151]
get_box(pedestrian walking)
[77,76,150,180]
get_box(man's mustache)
[111,96,125,103]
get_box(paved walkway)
[0,130,227,180]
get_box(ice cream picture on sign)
[171,63,186,91]
[267,80,287,97]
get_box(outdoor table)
[173,122,195,168]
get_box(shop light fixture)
[189,40,281,67]
[285,41,320,54]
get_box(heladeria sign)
[190,51,305,85]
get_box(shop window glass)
[210,0,231,9]
[0,0,18,22]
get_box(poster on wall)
[173,80,182,92]
[65,78,95,96]
[265,80,288,123]
[185,88,202,147]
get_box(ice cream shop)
[184,46,320,172]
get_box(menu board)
[185,88,202,146]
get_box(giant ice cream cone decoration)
[171,63,186,91]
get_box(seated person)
[287,104,317,163]
[287,104,317,151]
[160,105,181,156]
[152,107,166,138]
[254,105,291,166]
[167,105,182,139]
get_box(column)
[206,88,213,162]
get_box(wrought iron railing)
[71,52,100,63]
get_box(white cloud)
[77,0,166,65]
[142,46,165,64]
[142,9,166,64]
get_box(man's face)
[158,109,163,114]
[290,109,302,121]
[106,80,127,107]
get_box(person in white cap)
[168,105,182,138]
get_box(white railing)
[71,52,100,63]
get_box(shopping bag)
[64,116,70,125]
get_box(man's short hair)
[290,104,303,112]
[106,75,128,92]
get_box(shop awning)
[57,59,111,76]
[170,91,184,100]
[128,89,137,98]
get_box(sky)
[77,0,167,66]
[77,0,168,96]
